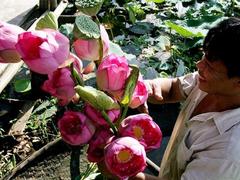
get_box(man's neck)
[191,94,240,118]
[207,94,240,111]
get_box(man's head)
[203,17,240,78]
[196,17,240,96]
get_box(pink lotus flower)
[60,53,83,72]
[73,25,109,61]
[58,111,96,145]
[41,67,75,106]
[0,21,24,63]
[96,54,130,93]
[104,137,147,179]
[15,29,69,74]
[87,128,114,162]
[108,73,148,109]
[119,113,162,151]
[129,77,148,109]
[42,57,82,106]
[84,103,120,126]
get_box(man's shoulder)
[225,122,240,162]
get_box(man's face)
[196,54,240,96]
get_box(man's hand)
[137,79,164,114]
[144,79,163,103]
[138,77,183,113]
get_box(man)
[132,17,240,180]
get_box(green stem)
[70,146,81,180]
[98,37,104,62]
[115,105,128,128]
[70,63,84,86]
[93,15,103,67]
[101,110,118,136]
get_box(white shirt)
[159,72,240,180]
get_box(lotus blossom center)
[133,126,144,139]
[65,119,82,134]
[117,149,132,163]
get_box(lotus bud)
[75,85,120,111]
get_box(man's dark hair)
[203,17,240,78]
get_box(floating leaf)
[156,36,171,51]
[109,42,137,62]
[176,60,185,77]
[165,20,204,38]
[122,44,141,56]
[14,79,31,93]
[129,22,154,35]
[144,67,159,79]
[109,41,125,56]
[146,0,165,3]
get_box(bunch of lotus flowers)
[0,20,162,179]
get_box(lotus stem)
[70,146,81,180]
[70,63,84,86]
[101,110,118,136]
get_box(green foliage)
[99,0,240,77]
[109,41,125,56]
[0,153,16,178]
[59,23,74,43]
[13,79,31,93]
[75,0,104,16]
[36,12,58,30]
[128,22,155,35]
[165,20,205,38]
[146,0,165,3]
[75,0,103,8]
[27,99,58,142]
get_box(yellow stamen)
[133,126,144,139]
[117,149,132,163]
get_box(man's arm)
[145,77,185,104]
